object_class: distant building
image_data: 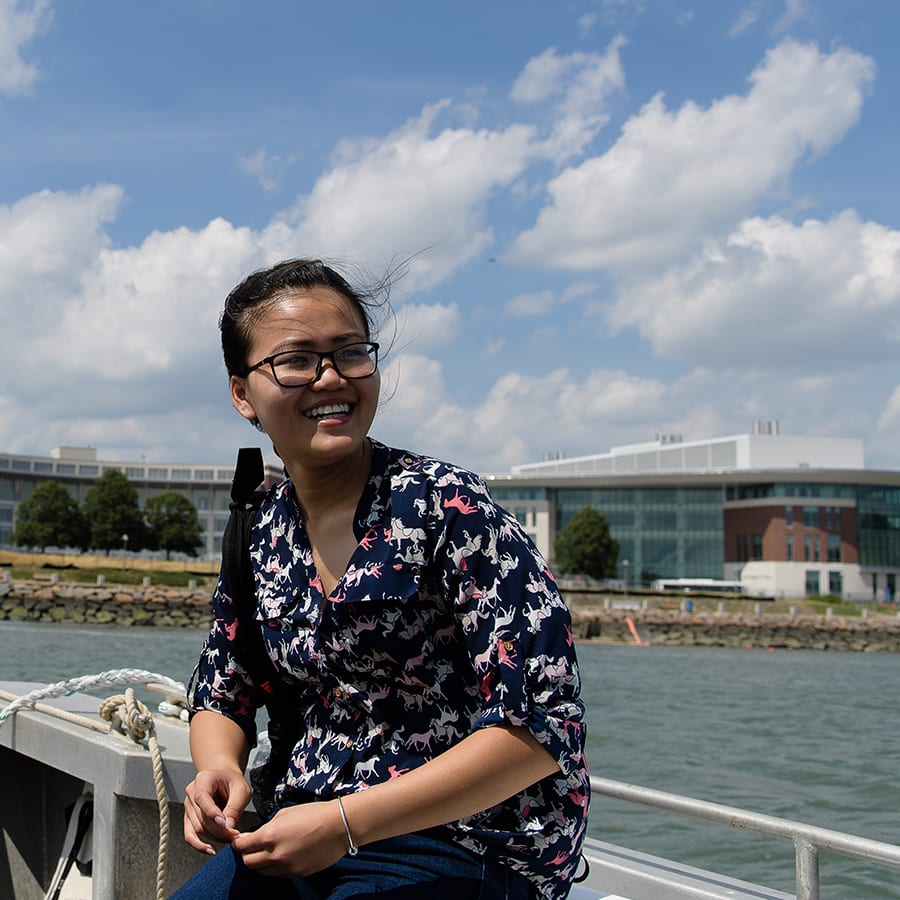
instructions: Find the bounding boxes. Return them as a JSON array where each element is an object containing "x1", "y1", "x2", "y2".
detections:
[
  {"x1": 0, "y1": 446, "x2": 282, "y2": 560},
  {"x1": 4, "y1": 428, "x2": 900, "y2": 600},
  {"x1": 485, "y1": 425, "x2": 900, "y2": 602}
]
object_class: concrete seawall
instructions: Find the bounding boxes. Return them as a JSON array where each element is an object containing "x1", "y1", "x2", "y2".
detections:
[{"x1": 3, "y1": 578, "x2": 900, "y2": 651}]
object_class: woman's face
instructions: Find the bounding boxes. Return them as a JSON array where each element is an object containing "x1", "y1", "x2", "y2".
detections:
[{"x1": 229, "y1": 287, "x2": 380, "y2": 471}]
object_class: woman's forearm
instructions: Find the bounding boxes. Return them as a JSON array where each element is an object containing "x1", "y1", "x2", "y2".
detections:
[
  {"x1": 189, "y1": 709, "x2": 252, "y2": 774},
  {"x1": 340, "y1": 724, "x2": 560, "y2": 848}
]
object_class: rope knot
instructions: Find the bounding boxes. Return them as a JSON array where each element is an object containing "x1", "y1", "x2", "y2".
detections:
[{"x1": 98, "y1": 688, "x2": 154, "y2": 743}]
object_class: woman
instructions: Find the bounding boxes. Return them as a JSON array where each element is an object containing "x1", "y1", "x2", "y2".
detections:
[{"x1": 175, "y1": 259, "x2": 589, "y2": 899}]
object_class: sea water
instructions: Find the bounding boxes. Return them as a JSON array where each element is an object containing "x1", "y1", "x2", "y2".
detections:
[{"x1": 1, "y1": 621, "x2": 898, "y2": 898}]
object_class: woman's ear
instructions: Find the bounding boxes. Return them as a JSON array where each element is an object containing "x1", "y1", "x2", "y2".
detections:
[{"x1": 230, "y1": 375, "x2": 258, "y2": 423}]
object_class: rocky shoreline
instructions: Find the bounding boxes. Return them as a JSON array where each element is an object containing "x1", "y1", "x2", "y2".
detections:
[
  {"x1": 0, "y1": 578, "x2": 212, "y2": 629},
  {"x1": 567, "y1": 605, "x2": 900, "y2": 652},
  {"x1": 3, "y1": 577, "x2": 900, "y2": 651}
]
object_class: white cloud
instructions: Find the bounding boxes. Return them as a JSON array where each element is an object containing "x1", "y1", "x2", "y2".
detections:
[
  {"x1": 608, "y1": 210, "x2": 900, "y2": 367},
  {"x1": 730, "y1": 4, "x2": 762, "y2": 37},
  {"x1": 281, "y1": 101, "x2": 538, "y2": 292},
  {"x1": 376, "y1": 358, "x2": 674, "y2": 472},
  {"x1": 577, "y1": 14, "x2": 597, "y2": 38},
  {"x1": 0, "y1": 186, "x2": 268, "y2": 458},
  {"x1": 774, "y1": 0, "x2": 811, "y2": 34},
  {"x1": 0, "y1": 0, "x2": 50, "y2": 96},
  {"x1": 394, "y1": 302, "x2": 463, "y2": 353},
  {"x1": 238, "y1": 148, "x2": 299, "y2": 192},
  {"x1": 505, "y1": 289, "x2": 555, "y2": 318},
  {"x1": 511, "y1": 40, "x2": 626, "y2": 163},
  {"x1": 877, "y1": 385, "x2": 900, "y2": 431},
  {"x1": 508, "y1": 40, "x2": 875, "y2": 272},
  {"x1": 505, "y1": 281, "x2": 597, "y2": 317}
]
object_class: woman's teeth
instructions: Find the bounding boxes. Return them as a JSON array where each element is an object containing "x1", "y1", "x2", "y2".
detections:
[{"x1": 305, "y1": 403, "x2": 351, "y2": 420}]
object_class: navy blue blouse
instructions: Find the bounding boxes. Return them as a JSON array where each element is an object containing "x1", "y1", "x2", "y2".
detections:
[{"x1": 190, "y1": 441, "x2": 589, "y2": 898}]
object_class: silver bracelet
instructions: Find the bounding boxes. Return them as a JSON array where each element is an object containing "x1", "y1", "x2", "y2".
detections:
[{"x1": 337, "y1": 796, "x2": 358, "y2": 856}]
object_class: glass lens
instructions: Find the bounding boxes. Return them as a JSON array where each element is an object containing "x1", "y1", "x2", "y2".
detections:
[
  {"x1": 334, "y1": 343, "x2": 377, "y2": 376},
  {"x1": 272, "y1": 351, "x2": 317, "y2": 385}
]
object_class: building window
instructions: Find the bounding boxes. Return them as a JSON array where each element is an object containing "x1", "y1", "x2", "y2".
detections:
[
  {"x1": 785, "y1": 506, "x2": 793, "y2": 527},
  {"x1": 751, "y1": 534, "x2": 763, "y2": 561},
  {"x1": 814, "y1": 535, "x2": 821, "y2": 562},
  {"x1": 149, "y1": 468, "x2": 168, "y2": 480},
  {"x1": 786, "y1": 533, "x2": 793, "y2": 561},
  {"x1": 171, "y1": 468, "x2": 191, "y2": 480},
  {"x1": 827, "y1": 534, "x2": 841, "y2": 562},
  {"x1": 834, "y1": 507, "x2": 842, "y2": 530},
  {"x1": 803, "y1": 506, "x2": 819, "y2": 527},
  {"x1": 804, "y1": 535, "x2": 811, "y2": 561},
  {"x1": 828, "y1": 571, "x2": 843, "y2": 597},
  {"x1": 805, "y1": 571, "x2": 821, "y2": 596},
  {"x1": 125, "y1": 467, "x2": 145, "y2": 479},
  {"x1": 195, "y1": 469, "x2": 214, "y2": 481}
]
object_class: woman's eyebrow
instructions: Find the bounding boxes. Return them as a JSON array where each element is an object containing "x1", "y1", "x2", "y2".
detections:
[{"x1": 268, "y1": 332, "x2": 366, "y2": 352}]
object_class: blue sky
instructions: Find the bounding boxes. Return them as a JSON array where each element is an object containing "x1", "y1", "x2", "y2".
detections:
[{"x1": 2, "y1": 0, "x2": 899, "y2": 473}]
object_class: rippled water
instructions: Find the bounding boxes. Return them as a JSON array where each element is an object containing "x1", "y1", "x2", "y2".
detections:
[{"x1": 2, "y1": 622, "x2": 898, "y2": 897}]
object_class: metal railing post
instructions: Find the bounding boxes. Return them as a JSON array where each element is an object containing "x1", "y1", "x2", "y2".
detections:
[{"x1": 795, "y1": 837, "x2": 820, "y2": 900}]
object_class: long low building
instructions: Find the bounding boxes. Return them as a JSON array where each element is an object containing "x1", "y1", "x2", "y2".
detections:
[
  {"x1": 2, "y1": 427, "x2": 899, "y2": 600},
  {"x1": 0, "y1": 446, "x2": 282, "y2": 560},
  {"x1": 485, "y1": 426, "x2": 900, "y2": 602}
]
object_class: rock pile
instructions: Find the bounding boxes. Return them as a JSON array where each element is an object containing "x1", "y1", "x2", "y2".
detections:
[
  {"x1": 5, "y1": 577, "x2": 900, "y2": 651},
  {"x1": 568, "y1": 605, "x2": 900, "y2": 652},
  {"x1": 0, "y1": 578, "x2": 212, "y2": 629}
]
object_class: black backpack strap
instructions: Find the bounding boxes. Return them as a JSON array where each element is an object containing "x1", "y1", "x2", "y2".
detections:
[
  {"x1": 222, "y1": 448, "x2": 274, "y2": 697},
  {"x1": 224, "y1": 449, "x2": 302, "y2": 816},
  {"x1": 231, "y1": 447, "x2": 265, "y2": 507}
]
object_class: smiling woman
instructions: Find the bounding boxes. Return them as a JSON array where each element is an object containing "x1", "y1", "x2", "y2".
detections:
[{"x1": 172, "y1": 258, "x2": 589, "y2": 900}]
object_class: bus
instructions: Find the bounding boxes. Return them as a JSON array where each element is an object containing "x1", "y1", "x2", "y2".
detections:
[{"x1": 650, "y1": 578, "x2": 744, "y2": 595}]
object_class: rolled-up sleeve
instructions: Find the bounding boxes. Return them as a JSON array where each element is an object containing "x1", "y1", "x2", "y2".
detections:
[
  {"x1": 187, "y1": 570, "x2": 263, "y2": 747},
  {"x1": 434, "y1": 470, "x2": 585, "y2": 775}
]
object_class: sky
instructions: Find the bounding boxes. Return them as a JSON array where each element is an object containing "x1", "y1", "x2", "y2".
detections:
[{"x1": 1, "y1": 0, "x2": 899, "y2": 475}]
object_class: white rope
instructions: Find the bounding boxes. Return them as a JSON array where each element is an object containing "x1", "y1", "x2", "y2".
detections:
[
  {"x1": 99, "y1": 689, "x2": 170, "y2": 900},
  {"x1": 0, "y1": 668, "x2": 187, "y2": 900},
  {"x1": 0, "y1": 668, "x2": 185, "y2": 725},
  {"x1": 0, "y1": 689, "x2": 111, "y2": 732}
]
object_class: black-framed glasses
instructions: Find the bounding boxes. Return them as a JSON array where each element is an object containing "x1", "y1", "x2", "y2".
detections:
[{"x1": 243, "y1": 341, "x2": 380, "y2": 387}]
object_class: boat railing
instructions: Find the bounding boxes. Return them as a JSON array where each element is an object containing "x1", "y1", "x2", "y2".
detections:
[{"x1": 590, "y1": 776, "x2": 900, "y2": 900}]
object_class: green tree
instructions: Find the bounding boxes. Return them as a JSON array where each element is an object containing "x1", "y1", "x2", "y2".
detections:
[
  {"x1": 554, "y1": 506, "x2": 620, "y2": 580},
  {"x1": 11, "y1": 482, "x2": 89, "y2": 551},
  {"x1": 82, "y1": 469, "x2": 147, "y2": 553},
  {"x1": 145, "y1": 491, "x2": 203, "y2": 559}
]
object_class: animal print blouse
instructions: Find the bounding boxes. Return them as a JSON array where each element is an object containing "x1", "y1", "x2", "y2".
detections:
[{"x1": 189, "y1": 440, "x2": 588, "y2": 899}]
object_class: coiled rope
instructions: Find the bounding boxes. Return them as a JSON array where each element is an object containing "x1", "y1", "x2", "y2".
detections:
[
  {"x1": 99, "y1": 688, "x2": 170, "y2": 900},
  {"x1": 0, "y1": 669, "x2": 187, "y2": 900}
]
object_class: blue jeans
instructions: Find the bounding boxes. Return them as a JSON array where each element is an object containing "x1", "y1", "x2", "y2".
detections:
[{"x1": 169, "y1": 829, "x2": 532, "y2": 899}]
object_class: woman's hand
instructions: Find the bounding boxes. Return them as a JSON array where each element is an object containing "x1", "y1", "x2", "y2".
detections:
[
  {"x1": 232, "y1": 801, "x2": 349, "y2": 877},
  {"x1": 183, "y1": 767, "x2": 252, "y2": 854}
]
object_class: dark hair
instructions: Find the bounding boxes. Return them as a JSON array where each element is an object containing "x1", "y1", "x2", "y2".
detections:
[{"x1": 220, "y1": 258, "x2": 381, "y2": 378}]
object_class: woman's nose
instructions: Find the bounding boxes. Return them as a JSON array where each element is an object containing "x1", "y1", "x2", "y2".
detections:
[{"x1": 311, "y1": 356, "x2": 343, "y2": 387}]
